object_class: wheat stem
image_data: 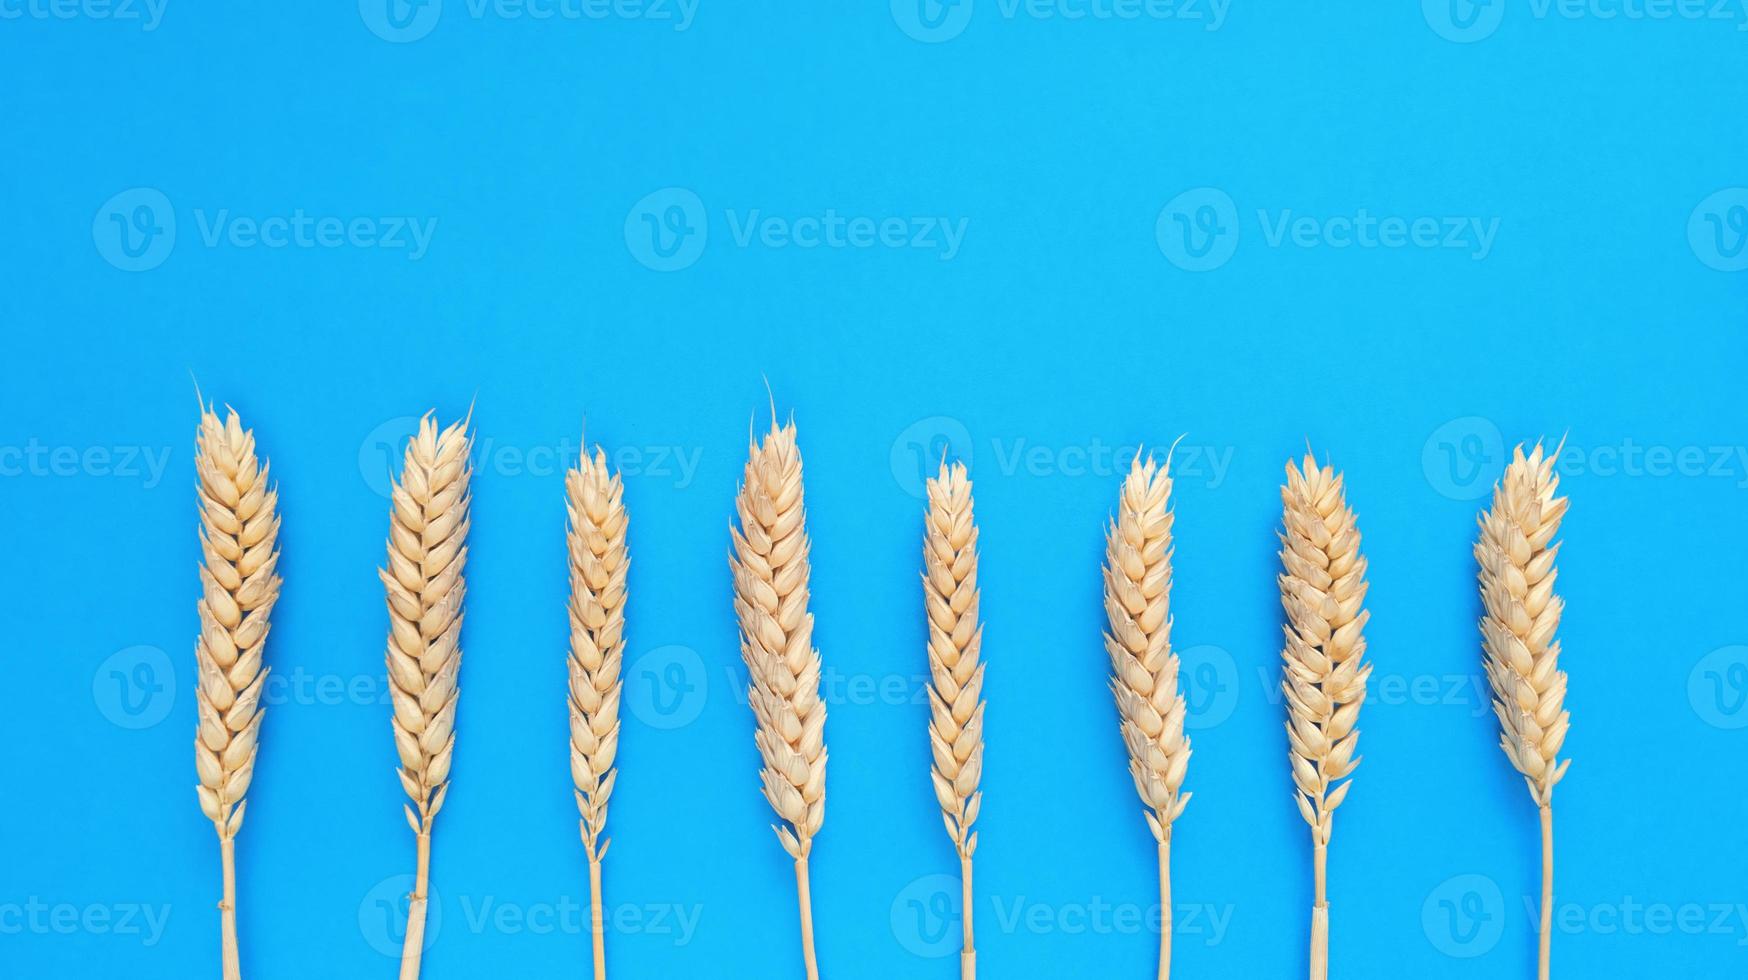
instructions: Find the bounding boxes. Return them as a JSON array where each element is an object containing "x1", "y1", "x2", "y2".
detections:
[
  {"x1": 1104, "y1": 453, "x2": 1191, "y2": 980},
  {"x1": 566, "y1": 445, "x2": 627, "y2": 980},
  {"x1": 923, "y1": 461, "x2": 985, "y2": 979},
  {"x1": 381, "y1": 412, "x2": 472, "y2": 980},
  {"x1": 194, "y1": 404, "x2": 280, "y2": 980},
  {"x1": 1476, "y1": 441, "x2": 1570, "y2": 980},
  {"x1": 1279, "y1": 452, "x2": 1370, "y2": 980},
  {"x1": 730, "y1": 416, "x2": 827, "y2": 980}
]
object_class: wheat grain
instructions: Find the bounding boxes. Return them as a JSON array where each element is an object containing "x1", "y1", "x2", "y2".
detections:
[
  {"x1": 923, "y1": 460, "x2": 985, "y2": 980},
  {"x1": 1279, "y1": 452, "x2": 1371, "y2": 980},
  {"x1": 567, "y1": 446, "x2": 628, "y2": 980},
  {"x1": 381, "y1": 412, "x2": 473, "y2": 980},
  {"x1": 1103, "y1": 452, "x2": 1190, "y2": 980},
  {"x1": 730, "y1": 416, "x2": 826, "y2": 980},
  {"x1": 193, "y1": 404, "x2": 281, "y2": 980},
  {"x1": 1476, "y1": 441, "x2": 1569, "y2": 980}
]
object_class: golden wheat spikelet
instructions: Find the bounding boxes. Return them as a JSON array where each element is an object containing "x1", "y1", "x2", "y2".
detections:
[
  {"x1": 567, "y1": 446, "x2": 628, "y2": 980},
  {"x1": 729, "y1": 416, "x2": 826, "y2": 980},
  {"x1": 922, "y1": 460, "x2": 985, "y2": 980},
  {"x1": 1476, "y1": 440, "x2": 1570, "y2": 980},
  {"x1": 380, "y1": 412, "x2": 473, "y2": 980},
  {"x1": 1103, "y1": 452, "x2": 1190, "y2": 980},
  {"x1": 193, "y1": 403, "x2": 281, "y2": 980},
  {"x1": 1279, "y1": 452, "x2": 1371, "y2": 980}
]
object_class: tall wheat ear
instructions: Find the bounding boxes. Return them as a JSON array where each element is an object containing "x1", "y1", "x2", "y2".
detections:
[
  {"x1": 567, "y1": 445, "x2": 628, "y2": 980},
  {"x1": 381, "y1": 412, "x2": 473, "y2": 980},
  {"x1": 729, "y1": 415, "x2": 827, "y2": 980},
  {"x1": 923, "y1": 460, "x2": 985, "y2": 980},
  {"x1": 1476, "y1": 441, "x2": 1570, "y2": 980},
  {"x1": 1279, "y1": 452, "x2": 1371, "y2": 980},
  {"x1": 1104, "y1": 451, "x2": 1191, "y2": 980},
  {"x1": 193, "y1": 403, "x2": 281, "y2": 980}
]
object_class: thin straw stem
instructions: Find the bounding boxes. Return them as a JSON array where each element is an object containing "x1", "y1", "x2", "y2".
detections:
[
  {"x1": 961, "y1": 854, "x2": 976, "y2": 980},
  {"x1": 1157, "y1": 841, "x2": 1171, "y2": 980},
  {"x1": 589, "y1": 858, "x2": 607, "y2": 980},
  {"x1": 219, "y1": 833, "x2": 239, "y2": 980},
  {"x1": 1539, "y1": 805, "x2": 1553, "y2": 980},
  {"x1": 399, "y1": 832, "x2": 431, "y2": 980},
  {"x1": 1310, "y1": 843, "x2": 1328, "y2": 980},
  {"x1": 794, "y1": 857, "x2": 819, "y2": 980}
]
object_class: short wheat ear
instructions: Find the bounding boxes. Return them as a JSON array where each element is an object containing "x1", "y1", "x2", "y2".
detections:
[
  {"x1": 194, "y1": 404, "x2": 281, "y2": 980},
  {"x1": 567, "y1": 446, "x2": 628, "y2": 980},
  {"x1": 1279, "y1": 452, "x2": 1371, "y2": 980},
  {"x1": 1476, "y1": 441, "x2": 1570, "y2": 980},
  {"x1": 1103, "y1": 453, "x2": 1191, "y2": 980},
  {"x1": 381, "y1": 413, "x2": 473, "y2": 980},
  {"x1": 923, "y1": 460, "x2": 985, "y2": 980},
  {"x1": 729, "y1": 415, "x2": 827, "y2": 980}
]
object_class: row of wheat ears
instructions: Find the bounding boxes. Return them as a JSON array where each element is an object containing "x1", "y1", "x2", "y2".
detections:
[{"x1": 193, "y1": 403, "x2": 1568, "y2": 980}]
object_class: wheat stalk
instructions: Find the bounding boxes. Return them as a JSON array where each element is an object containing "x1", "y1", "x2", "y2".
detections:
[
  {"x1": 193, "y1": 404, "x2": 281, "y2": 980},
  {"x1": 1476, "y1": 441, "x2": 1570, "y2": 980},
  {"x1": 380, "y1": 412, "x2": 472, "y2": 980},
  {"x1": 1103, "y1": 452, "x2": 1191, "y2": 980},
  {"x1": 567, "y1": 446, "x2": 628, "y2": 980},
  {"x1": 729, "y1": 416, "x2": 826, "y2": 980},
  {"x1": 923, "y1": 460, "x2": 985, "y2": 980},
  {"x1": 1279, "y1": 452, "x2": 1371, "y2": 980}
]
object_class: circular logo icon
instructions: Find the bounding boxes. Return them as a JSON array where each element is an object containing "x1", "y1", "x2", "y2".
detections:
[
  {"x1": 1421, "y1": 873, "x2": 1504, "y2": 957},
  {"x1": 891, "y1": 0, "x2": 974, "y2": 42},
  {"x1": 889, "y1": 416, "x2": 975, "y2": 500},
  {"x1": 1178, "y1": 644, "x2": 1240, "y2": 731},
  {"x1": 890, "y1": 873, "x2": 962, "y2": 958},
  {"x1": 359, "y1": 0, "x2": 442, "y2": 42},
  {"x1": 359, "y1": 874, "x2": 441, "y2": 957},
  {"x1": 1688, "y1": 188, "x2": 1748, "y2": 273},
  {"x1": 93, "y1": 645, "x2": 176, "y2": 730},
  {"x1": 359, "y1": 416, "x2": 422, "y2": 499},
  {"x1": 1422, "y1": 416, "x2": 1505, "y2": 501},
  {"x1": 625, "y1": 188, "x2": 708, "y2": 272},
  {"x1": 1156, "y1": 188, "x2": 1239, "y2": 272},
  {"x1": 93, "y1": 188, "x2": 176, "y2": 273},
  {"x1": 1422, "y1": 0, "x2": 1504, "y2": 43},
  {"x1": 625, "y1": 645, "x2": 709, "y2": 730},
  {"x1": 1689, "y1": 645, "x2": 1748, "y2": 730}
]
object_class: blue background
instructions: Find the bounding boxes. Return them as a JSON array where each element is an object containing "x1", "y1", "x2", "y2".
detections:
[{"x1": 2, "y1": 2, "x2": 1746, "y2": 977}]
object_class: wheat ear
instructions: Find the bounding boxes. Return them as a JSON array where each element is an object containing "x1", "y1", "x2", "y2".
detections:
[
  {"x1": 193, "y1": 405, "x2": 281, "y2": 980},
  {"x1": 730, "y1": 416, "x2": 826, "y2": 980},
  {"x1": 1476, "y1": 442, "x2": 1570, "y2": 980},
  {"x1": 567, "y1": 446, "x2": 628, "y2": 980},
  {"x1": 381, "y1": 412, "x2": 472, "y2": 980},
  {"x1": 1103, "y1": 452, "x2": 1191, "y2": 980},
  {"x1": 1279, "y1": 452, "x2": 1371, "y2": 980},
  {"x1": 923, "y1": 461, "x2": 985, "y2": 980}
]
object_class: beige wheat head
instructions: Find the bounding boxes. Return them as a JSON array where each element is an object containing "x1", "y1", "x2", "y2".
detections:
[
  {"x1": 1103, "y1": 454, "x2": 1191, "y2": 843},
  {"x1": 1279, "y1": 453, "x2": 1370, "y2": 846},
  {"x1": 924, "y1": 461, "x2": 984, "y2": 861},
  {"x1": 382, "y1": 413, "x2": 473, "y2": 836},
  {"x1": 568, "y1": 447, "x2": 628, "y2": 864},
  {"x1": 194, "y1": 406, "x2": 281, "y2": 840},
  {"x1": 730, "y1": 418, "x2": 827, "y2": 860},
  {"x1": 1476, "y1": 442, "x2": 1570, "y2": 808}
]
